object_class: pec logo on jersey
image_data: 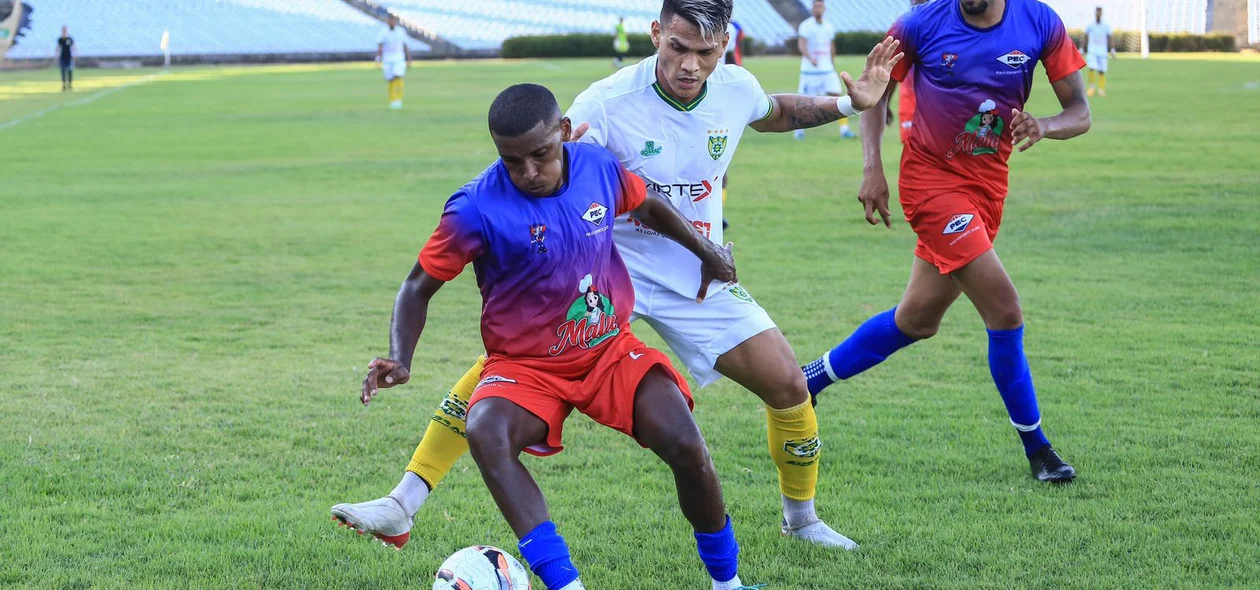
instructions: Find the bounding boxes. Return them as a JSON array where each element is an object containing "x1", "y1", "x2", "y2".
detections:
[
  {"x1": 529, "y1": 224, "x2": 547, "y2": 253},
  {"x1": 640, "y1": 141, "x2": 663, "y2": 157},
  {"x1": 943, "y1": 214, "x2": 975, "y2": 235},
  {"x1": 581, "y1": 202, "x2": 608, "y2": 226},
  {"x1": 997, "y1": 50, "x2": 1031, "y2": 69},
  {"x1": 941, "y1": 52, "x2": 959, "y2": 75},
  {"x1": 476, "y1": 375, "x2": 518, "y2": 389},
  {"x1": 707, "y1": 132, "x2": 728, "y2": 161}
]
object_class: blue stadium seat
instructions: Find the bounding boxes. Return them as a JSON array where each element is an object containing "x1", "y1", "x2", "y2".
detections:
[
  {"x1": 384, "y1": 0, "x2": 796, "y2": 50},
  {"x1": 7, "y1": 0, "x2": 428, "y2": 59}
]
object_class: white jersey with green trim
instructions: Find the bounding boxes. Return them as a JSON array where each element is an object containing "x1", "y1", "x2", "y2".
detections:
[{"x1": 566, "y1": 55, "x2": 774, "y2": 298}]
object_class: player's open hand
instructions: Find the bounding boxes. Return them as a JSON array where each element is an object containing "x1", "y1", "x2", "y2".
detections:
[
  {"x1": 859, "y1": 168, "x2": 893, "y2": 227},
  {"x1": 1010, "y1": 108, "x2": 1046, "y2": 152},
  {"x1": 361, "y1": 357, "x2": 410, "y2": 406},
  {"x1": 841, "y1": 36, "x2": 904, "y2": 111},
  {"x1": 696, "y1": 242, "x2": 737, "y2": 303}
]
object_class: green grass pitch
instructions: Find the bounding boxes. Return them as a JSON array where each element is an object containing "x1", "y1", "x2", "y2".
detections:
[{"x1": 1, "y1": 54, "x2": 1258, "y2": 589}]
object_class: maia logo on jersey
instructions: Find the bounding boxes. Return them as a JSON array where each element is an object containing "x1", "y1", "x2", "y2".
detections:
[
  {"x1": 581, "y1": 202, "x2": 608, "y2": 226},
  {"x1": 529, "y1": 224, "x2": 547, "y2": 253},
  {"x1": 549, "y1": 274, "x2": 620, "y2": 356},
  {"x1": 943, "y1": 214, "x2": 975, "y2": 235},
  {"x1": 707, "y1": 129, "x2": 729, "y2": 161},
  {"x1": 946, "y1": 99, "x2": 1004, "y2": 159},
  {"x1": 996, "y1": 50, "x2": 1032, "y2": 69},
  {"x1": 941, "y1": 52, "x2": 959, "y2": 75},
  {"x1": 640, "y1": 141, "x2": 663, "y2": 157}
]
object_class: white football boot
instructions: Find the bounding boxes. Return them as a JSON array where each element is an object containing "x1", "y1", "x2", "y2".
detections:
[{"x1": 331, "y1": 495, "x2": 412, "y2": 550}]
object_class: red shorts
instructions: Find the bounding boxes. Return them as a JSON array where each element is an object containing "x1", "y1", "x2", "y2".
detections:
[
  {"x1": 469, "y1": 332, "x2": 693, "y2": 457},
  {"x1": 902, "y1": 190, "x2": 1004, "y2": 274}
]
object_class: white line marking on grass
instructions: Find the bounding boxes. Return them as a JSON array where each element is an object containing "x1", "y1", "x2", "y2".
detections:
[
  {"x1": 533, "y1": 61, "x2": 565, "y2": 71},
  {"x1": 1244, "y1": 81, "x2": 1260, "y2": 90},
  {"x1": 0, "y1": 73, "x2": 160, "y2": 131}
]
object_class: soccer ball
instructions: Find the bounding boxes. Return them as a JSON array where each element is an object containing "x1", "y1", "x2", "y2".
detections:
[{"x1": 432, "y1": 545, "x2": 532, "y2": 590}]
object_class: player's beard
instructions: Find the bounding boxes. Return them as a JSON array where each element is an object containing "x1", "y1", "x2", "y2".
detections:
[{"x1": 959, "y1": 0, "x2": 989, "y2": 15}]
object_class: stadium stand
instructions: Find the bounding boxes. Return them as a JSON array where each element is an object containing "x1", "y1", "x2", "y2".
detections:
[
  {"x1": 4, "y1": 0, "x2": 427, "y2": 60},
  {"x1": 794, "y1": 0, "x2": 908, "y2": 33},
  {"x1": 382, "y1": 0, "x2": 796, "y2": 50},
  {"x1": 1044, "y1": 0, "x2": 1211, "y2": 34}
]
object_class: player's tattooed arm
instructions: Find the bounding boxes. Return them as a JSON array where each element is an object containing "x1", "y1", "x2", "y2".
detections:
[
  {"x1": 362, "y1": 262, "x2": 446, "y2": 406},
  {"x1": 1011, "y1": 71, "x2": 1092, "y2": 152},
  {"x1": 750, "y1": 94, "x2": 843, "y2": 133},
  {"x1": 630, "y1": 190, "x2": 737, "y2": 302}
]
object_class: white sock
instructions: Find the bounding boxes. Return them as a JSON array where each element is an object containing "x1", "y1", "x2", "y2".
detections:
[
  {"x1": 559, "y1": 579, "x2": 586, "y2": 590},
  {"x1": 782, "y1": 495, "x2": 818, "y2": 529},
  {"x1": 389, "y1": 471, "x2": 429, "y2": 517},
  {"x1": 713, "y1": 575, "x2": 744, "y2": 590}
]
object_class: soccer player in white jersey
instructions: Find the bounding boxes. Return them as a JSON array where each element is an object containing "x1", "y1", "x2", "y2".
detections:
[
  {"x1": 1083, "y1": 6, "x2": 1113, "y2": 97},
  {"x1": 795, "y1": 0, "x2": 852, "y2": 139},
  {"x1": 377, "y1": 14, "x2": 412, "y2": 110},
  {"x1": 332, "y1": 0, "x2": 903, "y2": 557}
]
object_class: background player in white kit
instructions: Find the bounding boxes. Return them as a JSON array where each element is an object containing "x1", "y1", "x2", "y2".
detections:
[
  {"x1": 795, "y1": 0, "x2": 853, "y2": 139},
  {"x1": 1083, "y1": 6, "x2": 1113, "y2": 97},
  {"x1": 377, "y1": 14, "x2": 413, "y2": 110},
  {"x1": 332, "y1": 0, "x2": 903, "y2": 554}
]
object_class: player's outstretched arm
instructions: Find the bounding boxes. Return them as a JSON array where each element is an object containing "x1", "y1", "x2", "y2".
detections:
[
  {"x1": 750, "y1": 37, "x2": 902, "y2": 133},
  {"x1": 630, "y1": 191, "x2": 736, "y2": 303},
  {"x1": 858, "y1": 84, "x2": 896, "y2": 227},
  {"x1": 1010, "y1": 71, "x2": 1091, "y2": 152},
  {"x1": 361, "y1": 262, "x2": 446, "y2": 406}
]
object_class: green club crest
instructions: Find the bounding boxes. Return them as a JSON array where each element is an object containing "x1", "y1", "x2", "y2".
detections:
[
  {"x1": 640, "y1": 141, "x2": 663, "y2": 157},
  {"x1": 707, "y1": 135, "x2": 727, "y2": 161}
]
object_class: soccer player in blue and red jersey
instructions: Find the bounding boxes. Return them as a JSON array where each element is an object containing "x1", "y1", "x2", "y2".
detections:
[
  {"x1": 803, "y1": 0, "x2": 1091, "y2": 483},
  {"x1": 357, "y1": 84, "x2": 756, "y2": 590}
]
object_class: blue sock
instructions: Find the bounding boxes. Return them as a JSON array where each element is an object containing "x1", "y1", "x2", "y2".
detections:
[
  {"x1": 987, "y1": 326, "x2": 1051, "y2": 456},
  {"x1": 694, "y1": 516, "x2": 739, "y2": 583},
  {"x1": 804, "y1": 307, "x2": 916, "y2": 395},
  {"x1": 519, "y1": 521, "x2": 579, "y2": 590}
]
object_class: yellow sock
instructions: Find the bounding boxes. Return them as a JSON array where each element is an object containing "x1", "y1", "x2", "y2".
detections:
[
  {"x1": 395, "y1": 77, "x2": 405, "y2": 101},
  {"x1": 1098, "y1": 74, "x2": 1106, "y2": 92},
  {"x1": 765, "y1": 401, "x2": 821, "y2": 501},
  {"x1": 1088, "y1": 70, "x2": 1097, "y2": 86},
  {"x1": 387, "y1": 79, "x2": 396, "y2": 102},
  {"x1": 837, "y1": 116, "x2": 848, "y2": 127},
  {"x1": 722, "y1": 187, "x2": 728, "y2": 206},
  {"x1": 405, "y1": 356, "x2": 483, "y2": 488}
]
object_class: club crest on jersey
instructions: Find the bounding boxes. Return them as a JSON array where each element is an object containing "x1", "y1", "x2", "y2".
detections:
[
  {"x1": 529, "y1": 224, "x2": 547, "y2": 253},
  {"x1": 946, "y1": 99, "x2": 1003, "y2": 159},
  {"x1": 640, "y1": 141, "x2": 663, "y2": 157},
  {"x1": 550, "y1": 274, "x2": 620, "y2": 356},
  {"x1": 581, "y1": 202, "x2": 608, "y2": 226},
  {"x1": 997, "y1": 49, "x2": 1031, "y2": 69},
  {"x1": 941, "y1": 52, "x2": 959, "y2": 75},
  {"x1": 943, "y1": 214, "x2": 975, "y2": 235},
  {"x1": 707, "y1": 130, "x2": 728, "y2": 161}
]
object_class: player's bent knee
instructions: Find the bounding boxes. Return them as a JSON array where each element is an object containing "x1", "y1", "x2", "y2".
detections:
[
  {"x1": 897, "y1": 316, "x2": 941, "y2": 340},
  {"x1": 986, "y1": 306, "x2": 1024, "y2": 331},
  {"x1": 658, "y1": 432, "x2": 714, "y2": 474},
  {"x1": 465, "y1": 403, "x2": 517, "y2": 460}
]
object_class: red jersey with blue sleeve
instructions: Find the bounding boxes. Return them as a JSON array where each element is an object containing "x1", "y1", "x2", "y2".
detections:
[
  {"x1": 888, "y1": 0, "x2": 1085, "y2": 201},
  {"x1": 419, "y1": 143, "x2": 647, "y2": 369}
]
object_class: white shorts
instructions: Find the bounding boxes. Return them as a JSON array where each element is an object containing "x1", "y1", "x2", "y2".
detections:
[
  {"x1": 382, "y1": 60, "x2": 407, "y2": 80},
  {"x1": 1087, "y1": 53, "x2": 1108, "y2": 73},
  {"x1": 798, "y1": 71, "x2": 843, "y2": 96},
  {"x1": 630, "y1": 275, "x2": 777, "y2": 388}
]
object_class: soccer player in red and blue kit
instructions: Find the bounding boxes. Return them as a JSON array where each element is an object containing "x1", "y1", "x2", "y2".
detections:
[
  {"x1": 803, "y1": 0, "x2": 1091, "y2": 483},
  {"x1": 358, "y1": 84, "x2": 757, "y2": 590}
]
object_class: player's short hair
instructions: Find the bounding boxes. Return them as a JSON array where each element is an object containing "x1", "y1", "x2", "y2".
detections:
[
  {"x1": 487, "y1": 84, "x2": 561, "y2": 138},
  {"x1": 660, "y1": 0, "x2": 732, "y2": 43}
]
